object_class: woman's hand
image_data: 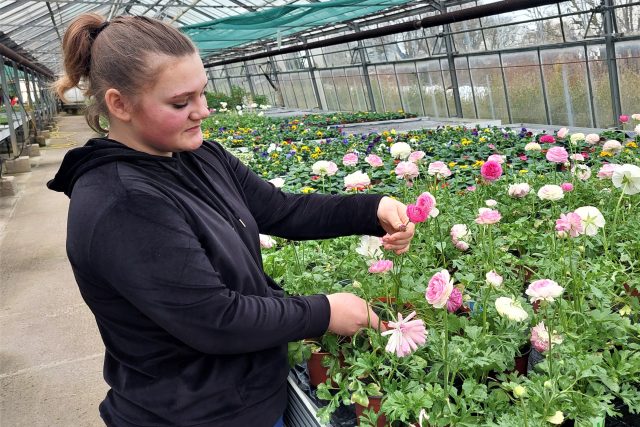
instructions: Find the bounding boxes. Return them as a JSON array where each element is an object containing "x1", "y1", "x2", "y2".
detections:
[
  {"x1": 326, "y1": 293, "x2": 381, "y2": 335},
  {"x1": 376, "y1": 196, "x2": 415, "y2": 254}
]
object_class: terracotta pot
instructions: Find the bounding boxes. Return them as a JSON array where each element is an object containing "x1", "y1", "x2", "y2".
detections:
[
  {"x1": 511, "y1": 346, "x2": 531, "y2": 376},
  {"x1": 624, "y1": 283, "x2": 639, "y2": 300},
  {"x1": 307, "y1": 352, "x2": 332, "y2": 387},
  {"x1": 355, "y1": 395, "x2": 387, "y2": 427}
]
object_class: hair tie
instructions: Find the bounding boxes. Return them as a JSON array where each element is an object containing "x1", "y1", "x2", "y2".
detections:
[{"x1": 90, "y1": 21, "x2": 110, "y2": 40}]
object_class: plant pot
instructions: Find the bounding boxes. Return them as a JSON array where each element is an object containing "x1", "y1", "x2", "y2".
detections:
[
  {"x1": 355, "y1": 395, "x2": 387, "y2": 427},
  {"x1": 624, "y1": 283, "x2": 639, "y2": 301},
  {"x1": 507, "y1": 345, "x2": 531, "y2": 376},
  {"x1": 307, "y1": 351, "x2": 344, "y2": 387}
]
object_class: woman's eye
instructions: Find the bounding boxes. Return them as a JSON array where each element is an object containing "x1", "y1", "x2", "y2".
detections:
[{"x1": 172, "y1": 102, "x2": 188, "y2": 109}]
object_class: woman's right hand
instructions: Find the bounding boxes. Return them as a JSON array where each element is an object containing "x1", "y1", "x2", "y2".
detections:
[{"x1": 326, "y1": 293, "x2": 381, "y2": 336}]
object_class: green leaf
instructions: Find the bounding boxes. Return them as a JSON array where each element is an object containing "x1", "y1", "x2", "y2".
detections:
[{"x1": 351, "y1": 391, "x2": 369, "y2": 407}]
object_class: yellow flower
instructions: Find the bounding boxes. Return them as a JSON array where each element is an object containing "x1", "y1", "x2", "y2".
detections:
[
  {"x1": 448, "y1": 161, "x2": 457, "y2": 168},
  {"x1": 301, "y1": 186, "x2": 315, "y2": 194},
  {"x1": 519, "y1": 169, "x2": 528, "y2": 175},
  {"x1": 296, "y1": 155, "x2": 302, "y2": 162},
  {"x1": 461, "y1": 138, "x2": 472, "y2": 146},
  {"x1": 382, "y1": 131, "x2": 389, "y2": 137},
  {"x1": 314, "y1": 147, "x2": 322, "y2": 153},
  {"x1": 479, "y1": 137, "x2": 487, "y2": 143},
  {"x1": 301, "y1": 145, "x2": 310, "y2": 152},
  {"x1": 619, "y1": 305, "x2": 631, "y2": 316},
  {"x1": 291, "y1": 125, "x2": 297, "y2": 130},
  {"x1": 473, "y1": 160, "x2": 485, "y2": 168},
  {"x1": 271, "y1": 153, "x2": 279, "y2": 159},
  {"x1": 390, "y1": 129, "x2": 397, "y2": 135},
  {"x1": 625, "y1": 141, "x2": 637, "y2": 148},
  {"x1": 459, "y1": 165, "x2": 469, "y2": 169},
  {"x1": 311, "y1": 153, "x2": 320, "y2": 159},
  {"x1": 316, "y1": 131, "x2": 323, "y2": 137},
  {"x1": 599, "y1": 151, "x2": 612, "y2": 157}
]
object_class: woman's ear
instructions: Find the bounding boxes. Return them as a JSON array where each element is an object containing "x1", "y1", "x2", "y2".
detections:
[{"x1": 104, "y1": 88, "x2": 131, "y2": 122}]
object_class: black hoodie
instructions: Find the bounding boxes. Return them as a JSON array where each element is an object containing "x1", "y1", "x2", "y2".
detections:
[{"x1": 48, "y1": 138, "x2": 385, "y2": 427}]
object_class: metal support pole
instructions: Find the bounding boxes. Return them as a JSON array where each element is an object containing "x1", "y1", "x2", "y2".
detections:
[
  {"x1": 298, "y1": 37, "x2": 323, "y2": 110},
  {"x1": 1, "y1": 54, "x2": 19, "y2": 156},
  {"x1": 223, "y1": 64, "x2": 233, "y2": 95},
  {"x1": 243, "y1": 61, "x2": 256, "y2": 101},
  {"x1": 537, "y1": 48, "x2": 552, "y2": 124},
  {"x1": 266, "y1": 46, "x2": 284, "y2": 107},
  {"x1": 12, "y1": 61, "x2": 29, "y2": 142},
  {"x1": 439, "y1": 2, "x2": 463, "y2": 117},
  {"x1": 583, "y1": 44, "x2": 597, "y2": 128},
  {"x1": 498, "y1": 53, "x2": 513, "y2": 124},
  {"x1": 602, "y1": 0, "x2": 622, "y2": 125}
]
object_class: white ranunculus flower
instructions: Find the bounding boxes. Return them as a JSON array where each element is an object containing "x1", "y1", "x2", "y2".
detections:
[
  {"x1": 268, "y1": 177, "x2": 285, "y2": 188},
  {"x1": 508, "y1": 183, "x2": 531, "y2": 198},
  {"x1": 495, "y1": 297, "x2": 529, "y2": 322},
  {"x1": 311, "y1": 160, "x2": 338, "y2": 176},
  {"x1": 574, "y1": 206, "x2": 606, "y2": 236},
  {"x1": 570, "y1": 133, "x2": 585, "y2": 145},
  {"x1": 602, "y1": 139, "x2": 622, "y2": 154},
  {"x1": 485, "y1": 199, "x2": 498, "y2": 207},
  {"x1": 355, "y1": 235, "x2": 383, "y2": 260},
  {"x1": 585, "y1": 133, "x2": 600, "y2": 144},
  {"x1": 343, "y1": 171, "x2": 371, "y2": 191},
  {"x1": 259, "y1": 234, "x2": 276, "y2": 249},
  {"x1": 220, "y1": 101, "x2": 227, "y2": 108},
  {"x1": 524, "y1": 142, "x2": 541, "y2": 151},
  {"x1": 486, "y1": 270, "x2": 503, "y2": 288},
  {"x1": 571, "y1": 164, "x2": 591, "y2": 181},
  {"x1": 611, "y1": 164, "x2": 640, "y2": 195},
  {"x1": 547, "y1": 411, "x2": 564, "y2": 425},
  {"x1": 389, "y1": 142, "x2": 412, "y2": 160},
  {"x1": 537, "y1": 185, "x2": 564, "y2": 201}
]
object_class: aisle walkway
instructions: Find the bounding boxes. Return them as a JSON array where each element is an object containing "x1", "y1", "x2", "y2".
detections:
[{"x1": 0, "y1": 114, "x2": 107, "y2": 426}]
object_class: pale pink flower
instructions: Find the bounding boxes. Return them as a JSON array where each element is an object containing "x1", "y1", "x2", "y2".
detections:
[
  {"x1": 427, "y1": 161, "x2": 452, "y2": 178},
  {"x1": 570, "y1": 153, "x2": 585, "y2": 162},
  {"x1": 381, "y1": 311, "x2": 427, "y2": 357},
  {"x1": 557, "y1": 127, "x2": 569, "y2": 138},
  {"x1": 508, "y1": 183, "x2": 531, "y2": 198},
  {"x1": 455, "y1": 241, "x2": 469, "y2": 251},
  {"x1": 571, "y1": 164, "x2": 591, "y2": 181},
  {"x1": 408, "y1": 151, "x2": 426, "y2": 163},
  {"x1": 475, "y1": 208, "x2": 501, "y2": 225},
  {"x1": 495, "y1": 297, "x2": 528, "y2": 322},
  {"x1": 546, "y1": 146, "x2": 569, "y2": 163},
  {"x1": 602, "y1": 140, "x2": 622, "y2": 154},
  {"x1": 585, "y1": 133, "x2": 600, "y2": 145},
  {"x1": 485, "y1": 199, "x2": 498, "y2": 207},
  {"x1": 467, "y1": 185, "x2": 477, "y2": 192},
  {"x1": 407, "y1": 204, "x2": 427, "y2": 223},
  {"x1": 344, "y1": 171, "x2": 370, "y2": 191},
  {"x1": 446, "y1": 288, "x2": 463, "y2": 313},
  {"x1": 342, "y1": 152, "x2": 359, "y2": 167},
  {"x1": 487, "y1": 154, "x2": 506, "y2": 164},
  {"x1": 395, "y1": 161, "x2": 420, "y2": 181},
  {"x1": 368, "y1": 259, "x2": 394, "y2": 274},
  {"x1": 480, "y1": 161, "x2": 502, "y2": 181},
  {"x1": 537, "y1": 185, "x2": 564, "y2": 201},
  {"x1": 632, "y1": 113, "x2": 640, "y2": 121},
  {"x1": 259, "y1": 234, "x2": 276, "y2": 249},
  {"x1": 450, "y1": 224, "x2": 471, "y2": 251},
  {"x1": 555, "y1": 212, "x2": 583, "y2": 238},
  {"x1": 426, "y1": 270, "x2": 454, "y2": 308},
  {"x1": 312, "y1": 160, "x2": 338, "y2": 176},
  {"x1": 526, "y1": 279, "x2": 564, "y2": 303},
  {"x1": 597, "y1": 163, "x2": 621, "y2": 179},
  {"x1": 530, "y1": 321, "x2": 563, "y2": 352},
  {"x1": 486, "y1": 270, "x2": 503, "y2": 288},
  {"x1": 560, "y1": 182, "x2": 574, "y2": 192},
  {"x1": 365, "y1": 154, "x2": 384, "y2": 168}
]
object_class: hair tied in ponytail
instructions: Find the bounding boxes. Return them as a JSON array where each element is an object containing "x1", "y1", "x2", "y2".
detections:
[{"x1": 90, "y1": 21, "x2": 110, "y2": 40}]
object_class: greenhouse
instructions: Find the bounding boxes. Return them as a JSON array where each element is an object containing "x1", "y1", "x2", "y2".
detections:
[{"x1": 0, "y1": 1, "x2": 639, "y2": 426}]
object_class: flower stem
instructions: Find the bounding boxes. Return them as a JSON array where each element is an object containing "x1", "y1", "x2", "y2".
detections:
[
  {"x1": 443, "y1": 309, "x2": 449, "y2": 401},
  {"x1": 521, "y1": 397, "x2": 529, "y2": 427}
]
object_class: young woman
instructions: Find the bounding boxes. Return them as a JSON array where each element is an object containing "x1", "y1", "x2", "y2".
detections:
[{"x1": 48, "y1": 14, "x2": 415, "y2": 427}]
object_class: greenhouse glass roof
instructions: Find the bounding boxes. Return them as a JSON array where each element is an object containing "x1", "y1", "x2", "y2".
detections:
[{"x1": 0, "y1": 0, "x2": 421, "y2": 75}]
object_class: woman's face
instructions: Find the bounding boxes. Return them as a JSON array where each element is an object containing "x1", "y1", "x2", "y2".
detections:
[{"x1": 127, "y1": 53, "x2": 210, "y2": 156}]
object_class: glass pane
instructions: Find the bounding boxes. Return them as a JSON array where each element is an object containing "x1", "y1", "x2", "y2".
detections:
[
  {"x1": 469, "y1": 55, "x2": 509, "y2": 122},
  {"x1": 319, "y1": 70, "x2": 339, "y2": 111},
  {"x1": 396, "y1": 63, "x2": 424, "y2": 116},
  {"x1": 367, "y1": 69, "x2": 384, "y2": 112},
  {"x1": 502, "y1": 51, "x2": 547, "y2": 124},
  {"x1": 345, "y1": 67, "x2": 368, "y2": 112},
  {"x1": 332, "y1": 69, "x2": 354, "y2": 111},
  {"x1": 614, "y1": 4, "x2": 640, "y2": 36},
  {"x1": 616, "y1": 40, "x2": 640, "y2": 119},
  {"x1": 586, "y1": 45, "x2": 613, "y2": 128},
  {"x1": 416, "y1": 60, "x2": 448, "y2": 117},
  {"x1": 375, "y1": 64, "x2": 402, "y2": 112},
  {"x1": 440, "y1": 59, "x2": 456, "y2": 116},
  {"x1": 454, "y1": 57, "x2": 477, "y2": 119},
  {"x1": 541, "y1": 47, "x2": 592, "y2": 127}
]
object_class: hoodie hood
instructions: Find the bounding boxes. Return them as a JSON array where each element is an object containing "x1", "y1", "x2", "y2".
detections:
[{"x1": 47, "y1": 138, "x2": 175, "y2": 197}]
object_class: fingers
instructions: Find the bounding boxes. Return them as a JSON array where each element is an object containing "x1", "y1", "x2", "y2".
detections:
[{"x1": 382, "y1": 222, "x2": 415, "y2": 252}]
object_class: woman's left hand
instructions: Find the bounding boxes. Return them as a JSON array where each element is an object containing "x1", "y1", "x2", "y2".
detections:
[{"x1": 376, "y1": 196, "x2": 415, "y2": 254}]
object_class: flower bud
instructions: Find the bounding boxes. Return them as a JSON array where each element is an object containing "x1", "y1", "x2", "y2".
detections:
[{"x1": 513, "y1": 385, "x2": 526, "y2": 398}]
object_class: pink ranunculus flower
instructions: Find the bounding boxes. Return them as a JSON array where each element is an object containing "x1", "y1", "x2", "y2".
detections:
[
  {"x1": 539, "y1": 134, "x2": 555, "y2": 143},
  {"x1": 555, "y1": 212, "x2": 584, "y2": 238},
  {"x1": 585, "y1": 133, "x2": 600, "y2": 145},
  {"x1": 486, "y1": 270, "x2": 503, "y2": 288},
  {"x1": 311, "y1": 160, "x2": 338, "y2": 177},
  {"x1": 475, "y1": 208, "x2": 501, "y2": 225},
  {"x1": 426, "y1": 270, "x2": 454, "y2": 308},
  {"x1": 571, "y1": 164, "x2": 591, "y2": 181},
  {"x1": 597, "y1": 163, "x2": 621, "y2": 179},
  {"x1": 395, "y1": 161, "x2": 420, "y2": 181},
  {"x1": 344, "y1": 171, "x2": 370, "y2": 191},
  {"x1": 368, "y1": 259, "x2": 394, "y2": 274},
  {"x1": 619, "y1": 115, "x2": 629, "y2": 123},
  {"x1": 557, "y1": 127, "x2": 569, "y2": 139},
  {"x1": 519, "y1": 154, "x2": 528, "y2": 161},
  {"x1": 455, "y1": 241, "x2": 470, "y2": 251},
  {"x1": 570, "y1": 153, "x2": 585, "y2": 162},
  {"x1": 487, "y1": 154, "x2": 506, "y2": 164},
  {"x1": 259, "y1": 234, "x2": 276, "y2": 249},
  {"x1": 508, "y1": 183, "x2": 531, "y2": 198},
  {"x1": 526, "y1": 279, "x2": 564, "y2": 303},
  {"x1": 342, "y1": 152, "x2": 359, "y2": 167},
  {"x1": 467, "y1": 185, "x2": 477, "y2": 192},
  {"x1": 408, "y1": 150, "x2": 426, "y2": 163},
  {"x1": 416, "y1": 191, "x2": 438, "y2": 218},
  {"x1": 485, "y1": 199, "x2": 498, "y2": 207},
  {"x1": 530, "y1": 321, "x2": 563, "y2": 352},
  {"x1": 546, "y1": 146, "x2": 569, "y2": 163},
  {"x1": 365, "y1": 154, "x2": 384, "y2": 168},
  {"x1": 560, "y1": 182, "x2": 574, "y2": 192},
  {"x1": 407, "y1": 204, "x2": 427, "y2": 223},
  {"x1": 427, "y1": 161, "x2": 452, "y2": 178},
  {"x1": 480, "y1": 160, "x2": 503, "y2": 182},
  {"x1": 446, "y1": 288, "x2": 463, "y2": 313},
  {"x1": 381, "y1": 311, "x2": 427, "y2": 357},
  {"x1": 450, "y1": 224, "x2": 471, "y2": 244}
]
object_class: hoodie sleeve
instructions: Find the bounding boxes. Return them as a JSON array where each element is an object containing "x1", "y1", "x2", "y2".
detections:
[
  {"x1": 220, "y1": 147, "x2": 386, "y2": 239},
  {"x1": 87, "y1": 192, "x2": 330, "y2": 355}
]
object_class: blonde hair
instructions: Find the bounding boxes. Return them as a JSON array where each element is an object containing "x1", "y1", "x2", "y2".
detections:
[{"x1": 54, "y1": 14, "x2": 196, "y2": 133}]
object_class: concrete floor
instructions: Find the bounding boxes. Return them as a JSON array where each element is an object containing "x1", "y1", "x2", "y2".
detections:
[{"x1": 1, "y1": 114, "x2": 107, "y2": 426}]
